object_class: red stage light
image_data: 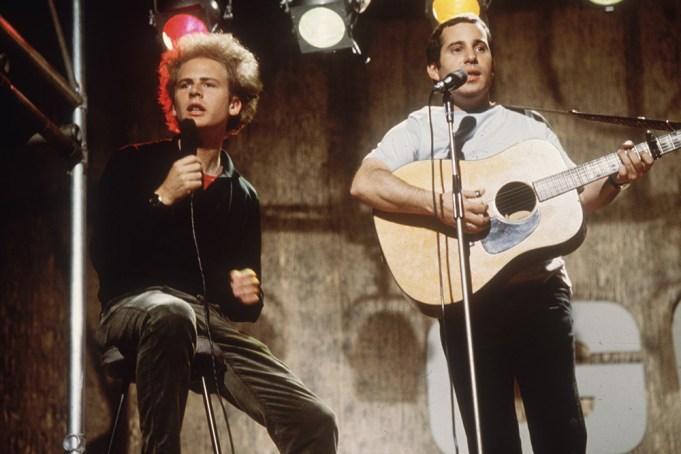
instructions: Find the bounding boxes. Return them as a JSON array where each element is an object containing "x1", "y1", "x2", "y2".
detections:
[{"x1": 161, "y1": 14, "x2": 208, "y2": 49}]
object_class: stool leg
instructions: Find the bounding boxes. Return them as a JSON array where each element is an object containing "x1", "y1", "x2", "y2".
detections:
[
  {"x1": 200, "y1": 376, "x2": 222, "y2": 454},
  {"x1": 106, "y1": 382, "x2": 129, "y2": 454}
]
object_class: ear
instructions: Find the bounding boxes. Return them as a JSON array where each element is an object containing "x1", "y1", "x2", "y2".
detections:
[
  {"x1": 229, "y1": 96, "x2": 242, "y2": 116},
  {"x1": 426, "y1": 64, "x2": 441, "y2": 82},
  {"x1": 171, "y1": 103, "x2": 177, "y2": 117}
]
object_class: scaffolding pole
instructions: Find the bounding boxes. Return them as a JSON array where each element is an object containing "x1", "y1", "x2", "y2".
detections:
[
  {"x1": 1, "y1": 3, "x2": 87, "y2": 450},
  {"x1": 63, "y1": 0, "x2": 87, "y2": 452}
]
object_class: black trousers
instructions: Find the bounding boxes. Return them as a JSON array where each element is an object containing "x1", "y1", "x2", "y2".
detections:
[
  {"x1": 96, "y1": 287, "x2": 338, "y2": 454},
  {"x1": 440, "y1": 277, "x2": 587, "y2": 454}
]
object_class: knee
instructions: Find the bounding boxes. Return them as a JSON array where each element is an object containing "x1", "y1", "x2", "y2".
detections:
[
  {"x1": 308, "y1": 399, "x2": 338, "y2": 441},
  {"x1": 145, "y1": 298, "x2": 197, "y2": 342}
]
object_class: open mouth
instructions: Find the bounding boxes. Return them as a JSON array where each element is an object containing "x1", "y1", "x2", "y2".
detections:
[{"x1": 187, "y1": 103, "x2": 205, "y2": 113}]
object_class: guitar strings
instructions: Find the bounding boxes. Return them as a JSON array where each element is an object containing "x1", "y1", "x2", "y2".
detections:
[{"x1": 463, "y1": 128, "x2": 681, "y2": 215}]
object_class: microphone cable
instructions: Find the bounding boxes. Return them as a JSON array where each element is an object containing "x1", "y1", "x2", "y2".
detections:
[
  {"x1": 190, "y1": 180, "x2": 237, "y2": 454},
  {"x1": 180, "y1": 119, "x2": 236, "y2": 452},
  {"x1": 427, "y1": 90, "x2": 461, "y2": 454}
]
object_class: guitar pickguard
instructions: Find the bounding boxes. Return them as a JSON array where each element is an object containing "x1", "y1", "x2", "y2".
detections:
[{"x1": 482, "y1": 210, "x2": 540, "y2": 254}]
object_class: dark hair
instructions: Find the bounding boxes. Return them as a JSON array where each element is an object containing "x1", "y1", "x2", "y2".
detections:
[
  {"x1": 158, "y1": 32, "x2": 263, "y2": 136},
  {"x1": 426, "y1": 13, "x2": 493, "y2": 68}
]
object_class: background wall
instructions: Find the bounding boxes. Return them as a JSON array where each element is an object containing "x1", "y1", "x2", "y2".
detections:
[{"x1": 2, "y1": 0, "x2": 681, "y2": 452}]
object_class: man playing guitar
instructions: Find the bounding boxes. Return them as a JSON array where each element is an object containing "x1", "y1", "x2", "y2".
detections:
[{"x1": 350, "y1": 13, "x2": 653, "y2": 454}]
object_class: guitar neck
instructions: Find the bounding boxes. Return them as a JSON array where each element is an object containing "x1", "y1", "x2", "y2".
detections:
[{"x1": 534, "y1": 129, "x2": 681, "y2": 201}]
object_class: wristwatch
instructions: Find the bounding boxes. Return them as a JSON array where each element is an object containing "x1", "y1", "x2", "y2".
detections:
[{"x1": 149, "y1": 193, "x2": 165, "y2": 207}]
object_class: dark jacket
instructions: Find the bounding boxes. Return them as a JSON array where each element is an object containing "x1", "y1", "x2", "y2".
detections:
[{"x1": 91, "y1": 137, "x2": 263, "y2": 322}]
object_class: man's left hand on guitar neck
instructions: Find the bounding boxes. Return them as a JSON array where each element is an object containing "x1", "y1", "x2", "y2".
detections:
[{"x1": 579, "y1": 140, "x2": 654, "y2": 213}]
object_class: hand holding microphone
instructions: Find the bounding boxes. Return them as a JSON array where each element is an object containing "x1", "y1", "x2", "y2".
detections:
[{"x1": 153, "y1": 119, "x2": 203, "y2": 206}]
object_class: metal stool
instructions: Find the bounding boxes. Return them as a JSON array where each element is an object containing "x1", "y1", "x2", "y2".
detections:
[{"x1": 102, "y1": 336, "x2": 225, "y2": 454}]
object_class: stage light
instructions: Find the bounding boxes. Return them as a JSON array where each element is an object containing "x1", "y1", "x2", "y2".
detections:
[
  {"x1": 588, "y1": 0, "x2": 624, "y2": 6},
  {"x1": 150, "y1": 0, "x2": 226, "y2": 49},
  {"x1": 586, "y1": 0, "x2": 624, "y2": 13},
  {"x1": 285, "y1": 0, "x2": 372, "y2": 55},
  {"x1": 160, "y1": 14, "x2": 209, "y2": 49},
  {"x1": 431, "y1": 0, "x2": 480, "y2": 23}
]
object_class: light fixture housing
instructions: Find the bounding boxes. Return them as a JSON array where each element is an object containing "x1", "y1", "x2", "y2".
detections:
[
  {"x1": 589, "y1": 0, "x2": 624, "y2": 5},
  {"x1": 286, "y1": 0, "x2": 371, "y2": 54},
  {"x1": 587, "y1": 0, "x2": 624, "y2": 11},
  {"x1": 585, "y1": 0, "x2": 625, "y2": 13},
  {"x1": 151, "y1": 0, "x2": 224, "y2": 49}
]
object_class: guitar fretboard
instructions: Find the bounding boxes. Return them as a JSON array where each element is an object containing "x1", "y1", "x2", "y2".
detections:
[
  {"x1": 534, "y1": 129, "x2": 681, "y2": 201},
  {"x1": 656, "y1": 129, "x2": 681, "y2": 156}
]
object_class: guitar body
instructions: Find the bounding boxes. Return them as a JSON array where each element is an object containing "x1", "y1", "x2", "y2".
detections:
[{"x1": 374, "y1": 139, "x2": 586, "y2": 317}]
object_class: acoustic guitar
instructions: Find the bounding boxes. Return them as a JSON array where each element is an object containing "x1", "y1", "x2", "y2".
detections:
[{"x1": 373, "y1": 132, "x2": 679, "y2": 317}]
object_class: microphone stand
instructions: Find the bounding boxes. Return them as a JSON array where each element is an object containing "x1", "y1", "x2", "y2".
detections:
[{"x1": 442, "y1": 89, "x2": 484, "y2": 454}]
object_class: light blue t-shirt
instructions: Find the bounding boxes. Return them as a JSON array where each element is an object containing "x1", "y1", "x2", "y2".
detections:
[{"x1": 366, "y1": 104, "x2": 574, "y2": 170}]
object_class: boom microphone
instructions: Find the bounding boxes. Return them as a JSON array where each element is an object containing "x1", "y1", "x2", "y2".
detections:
[
  {"x1": 432, "y1": 70, "x2": 468, "y2": 93},
  {"x1": 179, "y1": 118, "x2": 198, "y2": 155}
]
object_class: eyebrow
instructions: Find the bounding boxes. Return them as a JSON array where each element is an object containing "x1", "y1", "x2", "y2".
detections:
[
  {"x1": 177, "y1": 76, "x2": 221, "y2": 84},
  {"x1": 446, "y1": 38, "x2": 489, "y2": 48}
]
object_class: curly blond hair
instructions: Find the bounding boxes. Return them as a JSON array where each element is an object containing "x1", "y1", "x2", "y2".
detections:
[{"x1": 158, "y1": 32, "x2": 262, "y2": 135}]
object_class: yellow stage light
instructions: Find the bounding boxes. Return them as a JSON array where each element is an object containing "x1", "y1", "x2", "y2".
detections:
[{"x1": 432, "y1": 0, "x2": 480, "y2": 23}]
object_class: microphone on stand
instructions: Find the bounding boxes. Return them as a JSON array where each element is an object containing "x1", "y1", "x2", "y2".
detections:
[
  {"x1": 432, "y1": 69, "x2": 468, "y2": 93},
  {"x1": 179, "y1": 118, "x2": 198, "y2": 156}
]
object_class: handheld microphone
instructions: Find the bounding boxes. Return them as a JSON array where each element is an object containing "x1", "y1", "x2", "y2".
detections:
[
  {"x1": 179, "y1": 118, "x2": 198, "y2": 156},
  {"x1": 432, "y1": 70, "x2": 468, "y2": 93}
]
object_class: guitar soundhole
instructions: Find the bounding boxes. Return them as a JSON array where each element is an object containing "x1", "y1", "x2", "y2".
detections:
[{"x1": 496, "y1": 181, "x2": 537, "y2": 221}]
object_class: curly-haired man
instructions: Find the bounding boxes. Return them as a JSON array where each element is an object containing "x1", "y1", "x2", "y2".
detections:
[{"x1": 92, "y1": 32, "x2": 337, "y2": 453}]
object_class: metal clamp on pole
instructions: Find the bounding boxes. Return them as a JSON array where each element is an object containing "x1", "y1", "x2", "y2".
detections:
[
  {"x1": 62, "y1": 433, "x2": 86, "y2": 454},
  {"x1": 0, "y1": 70, "x2": 83, "y2": 167}
]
